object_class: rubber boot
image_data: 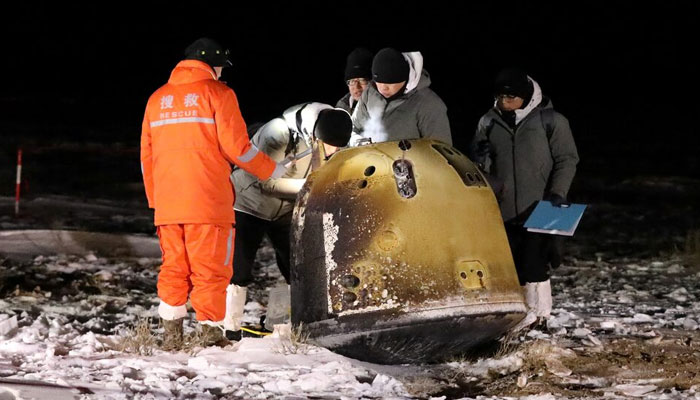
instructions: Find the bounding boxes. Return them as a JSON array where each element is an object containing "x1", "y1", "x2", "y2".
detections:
[
  {"x1": 201, "y1": 324, "x2": 230, "y2": 347},
  {"x1": 161, "y1": 317, "x2": 184, "y2": 351}
]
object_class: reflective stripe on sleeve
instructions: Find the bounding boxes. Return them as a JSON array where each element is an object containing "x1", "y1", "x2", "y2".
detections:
[
  {"x1": 149, "y1": 117, "x2": 215, "y2": 127},
  {"x1": 237, "y1": 145, "x2": 259, "y2": 163}
]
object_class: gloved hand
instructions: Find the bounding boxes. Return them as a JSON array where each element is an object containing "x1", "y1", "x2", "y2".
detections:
[{"x1": 544, "y1": 192, "x2": 567, "y2": 207}]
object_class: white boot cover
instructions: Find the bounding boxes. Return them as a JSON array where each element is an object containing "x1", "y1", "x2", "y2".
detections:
[
  {"x1": 264, "y1": 283, "x2": 291, "y2": 331},
  {"x1": 534, "y1": 279, "x2": 552, "y2": 318},
  {"x1": 224, "y1": 284, "x2": 247, "y2": 331},
  {"x1": 158, "y1": 300, "x2": 187, "y2": 321},
  {"x1": 512, "y1": 283, "x2": 538, "y2": 331},
  {"x1": 524, "y1": 282, "x2": 538, "y2": 310}
]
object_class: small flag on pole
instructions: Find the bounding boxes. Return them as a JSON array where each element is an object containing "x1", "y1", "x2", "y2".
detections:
[{"x1": 15, "y1": 148, "x2": 22, "y2": 216}]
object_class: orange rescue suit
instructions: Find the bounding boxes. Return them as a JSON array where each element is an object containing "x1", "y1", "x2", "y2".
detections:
[{"x1": 141, "y1": 60, "x2": 276, "y2": 322}]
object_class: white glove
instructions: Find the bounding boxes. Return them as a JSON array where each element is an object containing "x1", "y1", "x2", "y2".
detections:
[{"x1": 349, "y1": 133, "x2": 372, "y2": 147}]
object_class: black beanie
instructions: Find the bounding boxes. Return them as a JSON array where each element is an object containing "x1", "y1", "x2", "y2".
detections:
[
  {"x1": 184, "y1": 37, "x2": 231, "y2": 68},
  {"x1": 494, "y1": 68, "x2": 533, "y2": 99},
  {"x1": 344, "y1": 48, "x2": 373, "y2": 81},
  {"x1": 372, "y1": 48, "x2": 409, "y2": 84},
  {"x1": 314, "y1": 109, "x2": 352, "y2": 147}
]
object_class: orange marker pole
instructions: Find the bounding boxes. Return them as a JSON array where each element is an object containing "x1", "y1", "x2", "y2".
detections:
[{"x1": 15, "y1": 148, "x2": 22, "y2": 216}]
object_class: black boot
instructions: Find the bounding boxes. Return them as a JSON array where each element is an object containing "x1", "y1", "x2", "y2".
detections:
[{"x1": 201, "y1": 324, "x2": 230, "y2": 347}]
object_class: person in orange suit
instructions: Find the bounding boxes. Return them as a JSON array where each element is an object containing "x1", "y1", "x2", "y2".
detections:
[{"x1": 140, "y1": 37, "x2": 286, "y2": 349}]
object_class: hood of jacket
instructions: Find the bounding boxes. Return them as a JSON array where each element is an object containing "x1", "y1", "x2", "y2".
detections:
[
  {"x1": 493, "y1": 76, "x2": 543, "y2": 125},
  {"x1": 403, "y1": 51, "x2": 431, "y2": 94},
  {"x1": 168, "y1": 60, "x2": 218, "y2": 85}
]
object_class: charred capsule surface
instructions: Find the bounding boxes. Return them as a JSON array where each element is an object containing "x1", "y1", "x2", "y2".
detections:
[{"x1": 290, "y1": 139, "x2": 526, "y2": 364}]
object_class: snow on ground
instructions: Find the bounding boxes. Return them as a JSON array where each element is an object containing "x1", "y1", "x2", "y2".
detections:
[
  {"x1": 0, "y1": 249, "x2": 413, "y2": 399},
  {"x1": 1, "y1": 189, "x2": 700, "y2": 399},
  {"x1": 2, "y1": 246, "x2": 699, "y2": 399}
]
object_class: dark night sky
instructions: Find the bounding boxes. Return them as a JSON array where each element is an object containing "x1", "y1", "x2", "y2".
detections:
[{"x1": 3, "y1": 2, "x2": 699, "y2": 174}]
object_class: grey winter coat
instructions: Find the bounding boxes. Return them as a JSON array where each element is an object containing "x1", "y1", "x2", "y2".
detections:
[
  {"x1": 232, "y1": 106, "x2": 313, "y2": 221},
  {"x1": 336, "y1": 93, "x2": 353, "y2": 114},
  {"x1": 472, "y1": 79, "x2": 578, "y2": 223},
  {"x1": 351, "y1": 52, "x2": 452, "y2": 145}
]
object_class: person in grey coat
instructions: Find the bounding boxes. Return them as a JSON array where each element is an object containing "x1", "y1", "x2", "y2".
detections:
[
  {"x1": 470, "y1": 68, "x2": 579, "y2": 330},
  {"x1": 336, "y1": 47, "x2": 373, "y2": 114},
  {"x1": 227, "y1": 103, "x2": 352, "y2": 333},
  {"x1": 350, "y1": 47, "x2": 452, "y2": 146}
]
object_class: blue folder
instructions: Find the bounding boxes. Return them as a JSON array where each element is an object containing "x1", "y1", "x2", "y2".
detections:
[{"x1": 523, "y1": 200, "x2": 587, "y2": 236}]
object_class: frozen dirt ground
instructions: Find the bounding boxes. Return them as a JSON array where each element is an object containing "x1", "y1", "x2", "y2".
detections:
[{"x1": 1, "y1": 151, "x2": 700, "y2": 399}]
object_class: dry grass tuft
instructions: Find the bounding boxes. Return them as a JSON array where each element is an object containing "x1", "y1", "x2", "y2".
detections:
[
  {"x1": 684, "y1": 229, "x2": 700, "y2": 271},
  {"x1": 495, "y1": 329, "x2": 523, "y2": 358},
  {"x1": 118, "y1": 319, "x2": 218, "y2": 355},
  {"x1": 402, "y1": 376, "x2": 444, "y2": 398},
  {"x1": 180, "y1": 329, "x2": 209, "y2": 355},
  {"x1": 276, "y1": 322, "x2": 311, "y2": 355},
  {"x1": 117, "y1": 317, "x2": 157, "y2": 356}
]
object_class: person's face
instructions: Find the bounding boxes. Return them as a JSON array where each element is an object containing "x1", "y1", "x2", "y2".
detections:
[
  {"x1": 323, "y1": 142, "x2": 338, "y2": 156},
  {"x1": 376, "y1": 82, "x2": 406, "y2": 98},
  {"x1": 214, "y1": 66, "x2": 223, "y2": 79},
  {"x1": 347, "y1": 78, "x2": 369, "y2": 101},
  {"x1": 496, "y1": 94, "x2": 524, "y2": 111}
]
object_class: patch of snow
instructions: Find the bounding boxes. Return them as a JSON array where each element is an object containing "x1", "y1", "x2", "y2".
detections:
[
  {"x1": 625, "y1": 313, "x2": 654, "y2": 323},
  {"x1": 666, "y1": 287, "x2": 692, "y2": 302},
  {"x1": 614, "y1": 383, "x2": 658, "y2": 397}
]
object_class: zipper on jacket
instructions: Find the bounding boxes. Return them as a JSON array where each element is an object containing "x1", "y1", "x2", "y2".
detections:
[
  {"x1": 272, "y1": 201, "x2": 285, "y2": 221},
  {"x1": 510, "y1": 129, "x2": 518, "y2": 218}
]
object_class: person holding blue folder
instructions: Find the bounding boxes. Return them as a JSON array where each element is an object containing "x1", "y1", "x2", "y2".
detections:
[{"x1": 470, "y1": 68, "x2": 579, "y2": 330}]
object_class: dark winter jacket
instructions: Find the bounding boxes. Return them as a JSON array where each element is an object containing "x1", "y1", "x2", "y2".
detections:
[
  {"x1": 232, "y1": 104, "x2": 319, "y2": 221},
  {"x1": 471, "y1": 78, "x2": 579, "y2": 223},
  {"x1": 351, "y1": 52, "x2": 452, "y2": 145}
]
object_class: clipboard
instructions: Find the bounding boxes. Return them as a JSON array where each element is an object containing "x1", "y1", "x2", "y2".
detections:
[{"x1": 524, "y1": 200, "x2": 587, "y2": 236}]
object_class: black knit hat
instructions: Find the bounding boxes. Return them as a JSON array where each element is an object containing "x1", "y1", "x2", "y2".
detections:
[
  {"x1": 314, "y1": 109, "x2": 352, "y2": 147},
  {"x1": 372, "y1": 48, "x2": 409, "y2": 84},
  {"x1": 493, "y1": 68, "x2": 533, "y2": 99},
  {"x1": 184, "y1": 37, "x2": 231, "y2": 68},
  {"x1": 344, "y1": 48, "x2": 373, "y2": 81}
]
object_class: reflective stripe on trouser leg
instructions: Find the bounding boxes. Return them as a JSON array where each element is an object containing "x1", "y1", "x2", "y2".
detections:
[
  {"x1": 185, "y1": 224, "x2": 234, "y2": 322},
  {"x1": 223, "y1": 226, "x2": 233, "y2": 265},
  {"x1": 157, "y1": 224, "x2": 192, "y2": 309}
]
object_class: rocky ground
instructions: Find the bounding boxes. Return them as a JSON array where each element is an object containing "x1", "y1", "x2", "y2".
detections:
[{"x1": 1, "y1": 143, "x2": 700, "y2": 398}]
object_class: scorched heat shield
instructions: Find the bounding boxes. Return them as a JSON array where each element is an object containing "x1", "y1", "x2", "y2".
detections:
[{"x1": 290, "y1": 139, "x2": 526, "y2": 364}]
